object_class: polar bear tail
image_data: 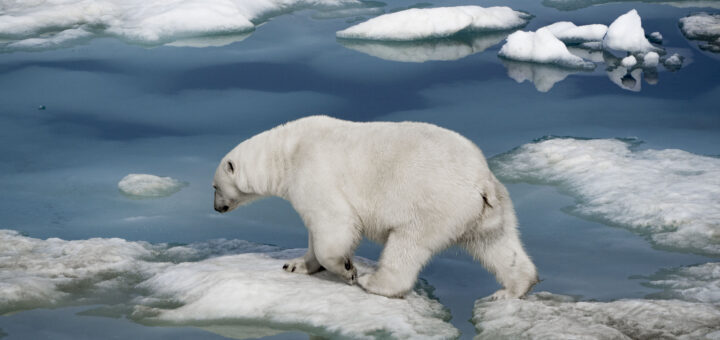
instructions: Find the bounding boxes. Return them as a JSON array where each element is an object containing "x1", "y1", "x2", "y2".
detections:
[{"x1": 460, "y1": 179, "x2": 539, "y2": 299}]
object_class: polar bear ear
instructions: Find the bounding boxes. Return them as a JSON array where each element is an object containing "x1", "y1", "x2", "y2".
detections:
[{"x1": 224, "y1": 160, "x2": 235, "y2": 175}]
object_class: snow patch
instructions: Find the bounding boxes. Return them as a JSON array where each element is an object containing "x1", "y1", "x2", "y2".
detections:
[
  {"x1": 473, "y1": 292, "x2": 720, "y2": 339},
  {"x1": 491, "y1": 137, "x2": 720, "y2": 255},
  {"x1": 543, "y1": 21, "x2": 608, "y2": 43},
  {"x1": 603, "y1": 9, "x2": 657, "y2": 53},
  {"x1": 498, "y1": 28, "x2": 596, "y2": 69},
  {"x1": 680, "y1": 12, "x2": 720, "y2": 53},
  {"x1": 118, "y1": 174, "x2": 186, "y2": 198},
  {"x1": 0, "y1": 230, "x2": 458, "y2": 338},
  {"x1": 336, "y1": 6, "x2": 531, "y2": 41}
]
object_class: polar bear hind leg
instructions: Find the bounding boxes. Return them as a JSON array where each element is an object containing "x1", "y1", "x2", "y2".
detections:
[{"x1": 461, "y1": 222, "x2": 538, "y2": 300}]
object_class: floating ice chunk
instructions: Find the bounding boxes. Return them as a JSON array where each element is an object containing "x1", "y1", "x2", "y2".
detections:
[
  {"x1": 0, "y1": 229, "x2": 158, "y2": 314},
  {"x1": 663, "y1": 53, "x2": 684, "y2": 70},
  {"x1": 542, "y1": 0, "x2": 720, "y2": 11},
  {"x1": 338, "y1": 31, "x2": 509, "y2": 62},
  {"x1": 648, "y1": 31, "x2": 663, "y2": 44},
  {"x1": 6, "y1": 27, "x2": 92, "y2": 50},
  {"x1": 643, "y1": 51, "x2": 660, "y2": 67},
  {"x1": 491, "y1": 137, "x2": 720, "y2": 255},
  {"x1": 499, "y1": 28, "x2": 596, "y2": 69},
  {"x1": 543, "y1": 21, "x2": 608, "y2": 43},
  {"x1": 0, "y1": 0, "x2": 361, "y2": 48},
  {"x1": 502, "y1": 60, "x2": 584, "y2": 92},
  {"x1": 336, "y1": 6, "x2": 531, "y2": 41},
  {"x1": 679, "y1": 12, "x2": 720, "y2": 53},
  {"x1": 0, "y1": 230, "x2": 457, "y2": 338},
  {"x1": 118, "y1": 174, "x2": 186, "y2": 198},
  {"x1": 603, "y1": 10, "x2": 657, "y2": 53},
  {"x1": 473, "y1": 292, "x2": 720, "y2": 339},
  {"x1": 646, "y1": 262, "x2": 720, "y2": 304},
  {"x1": 621, "y1": 55, "x2": 637, "y2": 67},
  {"x1": 135, "y1": 251, "x2": 459, "y2": 339}
]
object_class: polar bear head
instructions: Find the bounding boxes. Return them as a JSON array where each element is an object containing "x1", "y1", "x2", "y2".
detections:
[{"x1": 212, "y1": 156, "x2": 259, "y2": 213}]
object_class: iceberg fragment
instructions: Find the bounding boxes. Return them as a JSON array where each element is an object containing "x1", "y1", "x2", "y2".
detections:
[
  {"x1": 336, "y1": 6, "x2": 531, "y2": 41},
  {"x1": 498, "y1": 28, "x2": 596, "y2": 69},
  {"x1": 543, "y1": 21, "x2": 608, "y2": 43},
  {"x1": 603, "y1": 9, "x2": 657, "y2": 53}
]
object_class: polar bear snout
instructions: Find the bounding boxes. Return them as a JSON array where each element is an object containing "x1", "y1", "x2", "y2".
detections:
[{"x1": 215, "y1": 204, "x2": 229, "y2": 213}]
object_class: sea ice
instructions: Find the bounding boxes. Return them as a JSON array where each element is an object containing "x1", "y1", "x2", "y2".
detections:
[
  {"x1": 603, "y1": 10, "x2": 657, "y2": 53},
  {"x1": 473, "y1": 292, "x2": 720, "y2": 339},
  {"x1": 621, "y1": 55, "x2": 637, "y2": 67},
  {"x1": 648, "y1": 31, "x2": 663, "y2": 44},
  {"x1": 646, "y1": 262, "x2": 720, "y2": 304},
  {"x1": 663, "y1": 53, "x2": 684, "y2": 70},
  {"x1": 542, "y1": 0, "x2": 720, "y2": 11},
  {"x1": 643, "y1": 51, "x2": 660, "y2": 67},
  {"x1": 679, "y1": 12, "x2": 720, "y2": 53},
  {"x1": 0, "y1": 230, "x2": 459, "y2": 339},
  {"x1": 543, "y1": 21, "x2": 608, "y2": 43},
  {"x1": 338, "y1": 31, "x2": 510, "y2": 62},
  {"x1": 336, "y1": 6, "x2": 531, "y2": 41},
  {"x1": 118, "y1": 174, "x2": 186, "y2": 198},
  {"x1": 491, "y1": 137, "x2": 720, "y2": 255},
  {"x1": 0, "y1": 0, "x2": 361, "y2": 48},
  {"x1": 498, "y1": 28, "x2": 596, "y2": 69}
]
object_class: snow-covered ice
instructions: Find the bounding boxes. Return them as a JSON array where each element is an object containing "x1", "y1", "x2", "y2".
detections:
[
  {"x1": 648, "y1": 31, "x2": 663, "y2": 44},
  {"x1": 118, "y1": 174, "x2": 186, "y2": 198},
  {"x1": 621, "y1": 55, "x2": 638, "y2": 67},
  {"x1": 603, "y1": 10, "x2": 657, "y2": 53},
  {"x1": 646, "y1": 262, "x2": 720, "y2": 304},
  {"x1": 664, "y1": 53, "x2": 684, "y2": 70},
  {"x1": 643, "y1": 51, "x2": 660, "y2": 67},
  {"x1": 498, "y1": 28, "x2": 596, "y2": 69},
  {"x1": 679, "y1": 12, "x2": 720, "y2": 53},
  {"x1": 338, "y1": 32, "x2": 509, "y2": 62},
  {"x1": 473, "y1": 292, "x2": 720, "y2": 339},
  {"x1": 336, "y1": 6, "x2": 531, "y2": 41},
  {"x1": 543, "y1": 21, "x2": 608, "y2": 43},
  {"x1": 491, "y1": 137, "x2": 720, "y2": 255},
  {"x1": 0, "y1": 0, "x2": 361, "y2": 48},
  {"x1": 0, "y1": 230, "x2": 459, "y2": 339}
]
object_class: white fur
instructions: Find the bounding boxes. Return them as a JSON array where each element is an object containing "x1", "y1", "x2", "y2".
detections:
[{"x1": 213, "y1": 116, "x2": 538, "y2": 298}]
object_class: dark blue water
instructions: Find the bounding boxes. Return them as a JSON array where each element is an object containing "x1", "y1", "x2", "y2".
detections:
[{"x1": 1, "y1": 0, "x2": 718, "y2": 338}]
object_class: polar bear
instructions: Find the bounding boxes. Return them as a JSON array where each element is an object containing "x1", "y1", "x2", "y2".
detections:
[{"x1": 213, "y1": 116, "x2": 538, "y2": 299}]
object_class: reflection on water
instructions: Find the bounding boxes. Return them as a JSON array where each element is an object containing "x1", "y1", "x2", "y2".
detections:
[
  {"x1": 502, "y1": 59, "x2": 587, "y2": 92},
  {"x1": 338, "y1": 31, "x2": 510, "y2": 62}
]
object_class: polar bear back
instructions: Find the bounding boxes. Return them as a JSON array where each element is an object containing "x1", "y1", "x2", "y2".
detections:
[{"x1": 270, "y1": 116, "x2": 497, "y2": 237}]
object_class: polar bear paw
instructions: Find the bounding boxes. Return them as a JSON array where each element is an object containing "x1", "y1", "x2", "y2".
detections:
[
  {"x1": 489, "y1": 289, "x2": 514, "y2": 301},
  {"x1": 357, "y1": 274, "x2": 405, "y2": 298},
  {"x1": 282, "y1": 257, "x2": 321, "y2": 275}
]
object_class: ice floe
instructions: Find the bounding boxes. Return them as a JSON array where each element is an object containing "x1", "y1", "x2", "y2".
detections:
[
  {"x1": 542, "y1": 0, "x2": 720, "y2": 11},
  {"x1": 0, "y1": 0, "x2": 362, "y2": 49},
  {"x1": 338, "y1": 31, "x2": 510, "y2": 62},
  {"x1": 336, "y1": 6, "x2": 531, "y2": 41},
  {"x1": 543, "y1": 21, "x2": 608, "y2": 43},
  {"x1": 491, "y1": 137, "x2": 720, "y2": 256},
  {"x1": 646, "y1": 262, "x2": 720, "y2": 304},
  {"x1": 498, "y1": 28, "x2": 596, "y2": 69},
  {"x1": 0, "y1": 230, "x2": 458, "y2": 338},
  {"x1": 118, "y1": 174, "x2": 186, "y2": 198},
  {"x1": 603, "y1": 9, "x2": 657, "y2": 53},
  {"x1": 473, "y1": 292, "x2": 720, "y2": 339},
  {"x1": 680, "y1": 12, "x2": 720, "y2": 53}
]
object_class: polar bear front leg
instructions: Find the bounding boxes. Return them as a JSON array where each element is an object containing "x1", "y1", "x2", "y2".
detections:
[
  {"x1": 311, "y1": 223, "x2": 360, "y2": 285},
  {"x1": 283, "y1": 234, "x2": 323, "y2": 274},
  {"x1": 358, "y1": 231, "x2": 434, "y2": 298}
]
